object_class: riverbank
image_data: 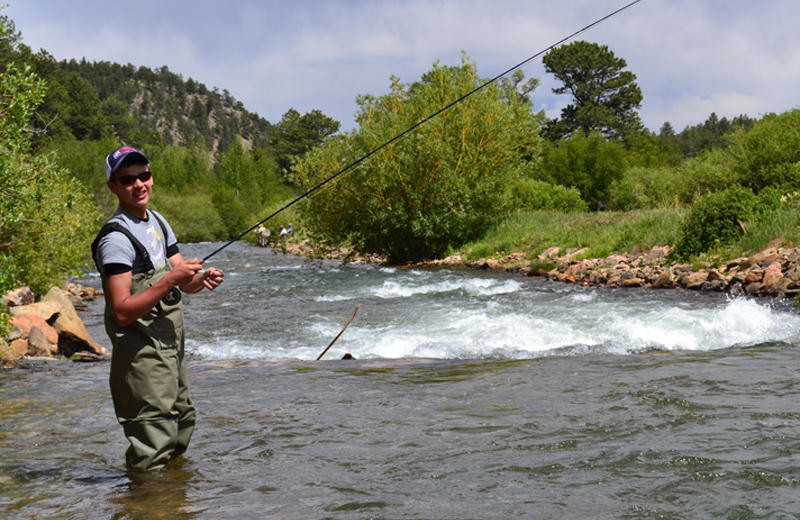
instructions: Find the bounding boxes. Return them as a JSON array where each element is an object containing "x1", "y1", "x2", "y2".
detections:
[
  {"x1": 276, "y1": 237, "x2": 800, "y2": 300},
  {"x1": 420, "y1": 242, "x2": 800, "y2": 299}
]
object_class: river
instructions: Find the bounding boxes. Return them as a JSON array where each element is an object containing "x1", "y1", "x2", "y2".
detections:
[{"x1": 2, "y1": 241, "x2": 800, "y2": 518}]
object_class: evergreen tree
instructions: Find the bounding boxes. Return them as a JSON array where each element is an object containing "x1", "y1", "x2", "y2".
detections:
[{"x1": 543, "y1": 40, "x2": 643, "y2": 141}]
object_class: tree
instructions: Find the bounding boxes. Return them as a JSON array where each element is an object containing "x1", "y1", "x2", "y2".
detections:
[
  {"x1": 659, "y1": 121, "x2": 675, "y2": 138},
  {"x1": 267, "y1": 108, "x2": 340, "y2": 182},
  {"x1": 292, "y1": 55, "x2": 543, "y2": 262},
  {"x1": 672, "y1": 112, "x2": 756, "y2": 158},
  {"x1": 543, "y1": 40, "x2": 643, "y2": 141}
]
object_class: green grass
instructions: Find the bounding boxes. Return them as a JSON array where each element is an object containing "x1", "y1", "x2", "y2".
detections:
[
  {"x1": 461, "y1": 208, "x2": 686, "y2": 261},
  {"x1": 705, "y1": 205, "x2": 800, "y2": 261},
  {"x1": 461, "y1": 203, "x2": 800, "y2": 265}
]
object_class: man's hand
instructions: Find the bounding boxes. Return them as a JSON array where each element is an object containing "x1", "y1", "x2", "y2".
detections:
[
  {"x1": 202, "y1": 267, "x2": 224, "y2": 290},
  {"x1": 169, "y1": 258, "x2": 204, "y2": 287}
]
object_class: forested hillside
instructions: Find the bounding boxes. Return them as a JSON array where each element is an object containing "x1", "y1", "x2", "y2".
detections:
[{"x1": 58, "y1": 59, "x2": 272, "y2": 155}]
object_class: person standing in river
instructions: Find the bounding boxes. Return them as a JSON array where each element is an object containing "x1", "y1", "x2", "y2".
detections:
[{"x1": 91, "y1": 146, "x2": 225, "y2": 472}]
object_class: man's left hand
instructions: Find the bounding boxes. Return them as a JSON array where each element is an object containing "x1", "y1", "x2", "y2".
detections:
[{"x1": 202, "y1": 267, "x2": 225, "y2": 290}]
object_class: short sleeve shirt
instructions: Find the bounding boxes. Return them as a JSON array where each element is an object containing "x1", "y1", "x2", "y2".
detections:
[{"x1": 96, "y1": 207, "x2": 179, "y2": 275}]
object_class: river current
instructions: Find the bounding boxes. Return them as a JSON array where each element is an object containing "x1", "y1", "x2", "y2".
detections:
[{"x1": 3, "y1": 241, "x2": 800, "y2": 518}]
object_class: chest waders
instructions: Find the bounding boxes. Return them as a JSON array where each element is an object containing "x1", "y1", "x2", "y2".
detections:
[{"x1": 93, "y1": 219, "x2": 195, "y2": 472}]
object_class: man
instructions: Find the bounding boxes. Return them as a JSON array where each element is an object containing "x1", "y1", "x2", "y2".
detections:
[{"x1": 91, "y1": 146, "x2": 224, "y2": 472}]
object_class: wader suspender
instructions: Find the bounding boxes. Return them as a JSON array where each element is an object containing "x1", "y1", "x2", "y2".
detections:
[
  {"x1": 91, "y1": 213, "x2": 170, "y2": 276},
  {"x1": 91, "y1": 212, "x2": 181, "y2": 310}
]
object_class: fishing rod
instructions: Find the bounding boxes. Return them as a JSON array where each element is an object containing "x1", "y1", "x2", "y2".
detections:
[{"x1": 202, "y1": 0, "x2": 644, "y2": 263}]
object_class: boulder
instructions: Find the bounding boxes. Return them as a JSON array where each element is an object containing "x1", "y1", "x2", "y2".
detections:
[
  {"x1": 641, "y1": 246, "x2": 670, "y2": 264},
  {"x1": 3, "y1": 314, "x2": 59, "y2": 362},
  {"x1": 8, "y1": 301, "x2": 60, "y2": 322},
  {"x1": 769, "y1": 277, "x2": 794, "y2": 296},
  {"x1": 761, "y1": 262, "x2": 783, "y2": 291},
  {"x1": 652, "y1": 270, "x2": 673, "y2": 289},
  {"x1": 537, "y1": 247, "x2": 560, "y2": 260},
  {"x1": 10, "y1": 314, "x2": 59, "y2": 344},
  {"x1": 684, "y1": 271, "x2": 708, "y2": 290},
  {"x1": 702, "y1": 279, "x2": 727, "y2": 292},
  {"x1": 27, "y1": 326, "x2": 59, "y2": 357},
  {"x1": 745, "y1": 282, "x2": 763, "y2": 295},
  {"x1": 8, "y1": 339, "x2": 29, "y2": 359},
  {"x1": 622, "y1": 277, "x2": 644, "y2": 287},
  {"x1": 562, "y1": 247, "x2": 588, "y2": 262},
  {"x1": 3, "y1": 286, "x2": 34, "y2": 308},
  {"x1": 603, "y1": 255, "x2": 627, "y2": 267},
  {"x1": 743, "y1": 269, "x2": 764, "y2": 284},
  {"x1": 41, "y1": 287, "x2": 108, "y2": 357}
]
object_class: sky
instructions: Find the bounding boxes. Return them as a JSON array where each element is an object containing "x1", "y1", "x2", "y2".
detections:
[{"x1": 5, "y1": 0, "x2": 800, "y2": 133}]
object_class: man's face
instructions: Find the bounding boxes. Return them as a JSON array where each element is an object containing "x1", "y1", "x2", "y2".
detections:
[{"x1": 108, "y1": 162, "x2": 153, "y2": 214}]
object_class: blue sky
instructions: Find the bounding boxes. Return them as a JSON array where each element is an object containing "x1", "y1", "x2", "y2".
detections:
[{"x1": 6, "y1": 1, "x2": 799, "y2": 132}]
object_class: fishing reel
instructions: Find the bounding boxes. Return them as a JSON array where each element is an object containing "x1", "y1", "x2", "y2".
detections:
[{"x1": 162, "y1": 286, "x2": 182, "y2": 306}]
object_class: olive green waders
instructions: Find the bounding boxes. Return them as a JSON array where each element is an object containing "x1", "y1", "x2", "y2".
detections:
[{"x1": 104, "y1": 264, "x2": 195, "y2": 472}]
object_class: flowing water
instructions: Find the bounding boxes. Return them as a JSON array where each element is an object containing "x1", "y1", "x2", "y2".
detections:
[{"x1": 3, "y1": 242, "x2": 800, "y2": 518}]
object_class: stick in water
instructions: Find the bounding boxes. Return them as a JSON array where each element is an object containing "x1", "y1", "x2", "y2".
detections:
[{"x1": 317, "y1": 306, "x2": 360, "y2": 360}]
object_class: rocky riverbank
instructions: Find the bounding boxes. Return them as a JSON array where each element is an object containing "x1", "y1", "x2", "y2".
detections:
[
  {"x1": 275, "y1": 237, "x2": 800, "y2": 299},
  {"x1": 419, "y1": 243, "x2": 800, "y2": 299}
]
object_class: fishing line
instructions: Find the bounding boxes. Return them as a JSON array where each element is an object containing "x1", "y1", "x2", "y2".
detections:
[{"x1": 202, "y1": 0, "x2": 643, "y2": 263}]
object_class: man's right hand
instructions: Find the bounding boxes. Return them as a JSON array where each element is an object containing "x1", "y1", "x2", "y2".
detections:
[{"x1": 169, "y1": 258, "x2": 204, "y2": 286}]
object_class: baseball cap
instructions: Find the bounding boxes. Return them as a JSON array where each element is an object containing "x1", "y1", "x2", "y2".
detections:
[{"x1": 105, "y1": 146, "x2": 149, "y2": 180}]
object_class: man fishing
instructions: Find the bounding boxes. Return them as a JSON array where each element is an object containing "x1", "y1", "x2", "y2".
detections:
[{"x1": 92, "y1": 146, "x2": 225, "y2": 472}]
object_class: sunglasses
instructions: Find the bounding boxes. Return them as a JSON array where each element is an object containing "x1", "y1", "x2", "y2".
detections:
[{"x1": 115, "y1": 170, "x2": 152, "y2": 186}]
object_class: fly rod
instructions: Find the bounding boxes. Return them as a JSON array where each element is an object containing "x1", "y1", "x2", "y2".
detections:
[
  {"x1": 316, "y1": 306, "x2": 360, "y2": 360},
  {"x1": 202, "y1": 0, "x2": 643, "y2": 263}
]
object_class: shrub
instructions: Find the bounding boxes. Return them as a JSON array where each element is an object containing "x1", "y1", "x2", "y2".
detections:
[
  {"x1": 727, "y1": 109, "x2": 800, "y2": 192},
  {"x1": 150, "y1": 190, "x2": 227, "y2": 242},
  {"x1": 293, "y1": 55, "x2": 543, "y2": 262},
  {"x1": 1, "y1": 62, "x2": 101, "y2": 296},
  {"x1": 505, "y1": 179, "x2": 588, "y2": 212},
  {"x1": 671, "y1": 185, "x2": 782, "y2": 260},
  {"x1": 675, "y1": 148, "x2": 735, "y2": 204},
  {"x1": 607, "y1": 166, "x2": 683, "y2": 210},
  {"x1": 536, "y1": 132, "x2": 627, "y2": 210}
]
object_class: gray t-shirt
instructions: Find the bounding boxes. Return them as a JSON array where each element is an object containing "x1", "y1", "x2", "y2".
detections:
[{"x1": 96, "y1": 207, "x2": 179, "y2": 275}]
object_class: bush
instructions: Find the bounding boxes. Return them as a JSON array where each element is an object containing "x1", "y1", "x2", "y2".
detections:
[
  {"x1": 536, "y1": 132, "x2": 627, "y2": 210},
  {"x1": 0, "y1": 62, "x2": 101, "y2": 296},
  {"x1": 607, "y1": 166, "x2": 683, "y2": 210},
  {"x1": 505, "y1": 179, "x2": 587, "y2": 212},
  {"x1": 728, "y1": 109, "x2": 800, "y2": 192},
  {"x1": 671, "y1": 185, "x2": 782, "y2": 260},
  {"x1": 293, "y1": 55, "x2": 543, "y2": 262},
  {"x1": 150, "y1": 190, "x2": 227, "y2": 242},
  {"x1": 674, "y1": 148, "x2": 734, "y2": 204}
]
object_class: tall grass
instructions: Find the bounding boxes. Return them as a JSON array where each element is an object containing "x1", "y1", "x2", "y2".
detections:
[
  {"x1": 711, "y1": 204, "x2": 800, "y2": 260},
  {"x1": 462, "y1": 208, "x2": 686, "y2": 261}
]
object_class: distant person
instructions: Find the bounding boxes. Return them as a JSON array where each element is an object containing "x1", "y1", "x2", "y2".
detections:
[
  {"x1": 91, "y1": 146, "x2": 225, "y2": 472},
  {"x1": 287, "y1": 223, "x2": 293, "y2": 234},
  {"x1": 279, "y1": 225, "x2": 288, "y2": 237},
  {"x1": 255, "y1": 224, "x2": 270, "y2": 247}
]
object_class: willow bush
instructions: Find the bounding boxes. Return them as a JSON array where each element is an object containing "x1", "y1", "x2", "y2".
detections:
[
  {"x1": 0, "y1": 62, "x2": 100, "y2": 296},
  {"x1": 292, "y1": 55, "x2": 543, "y2": 262}
]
